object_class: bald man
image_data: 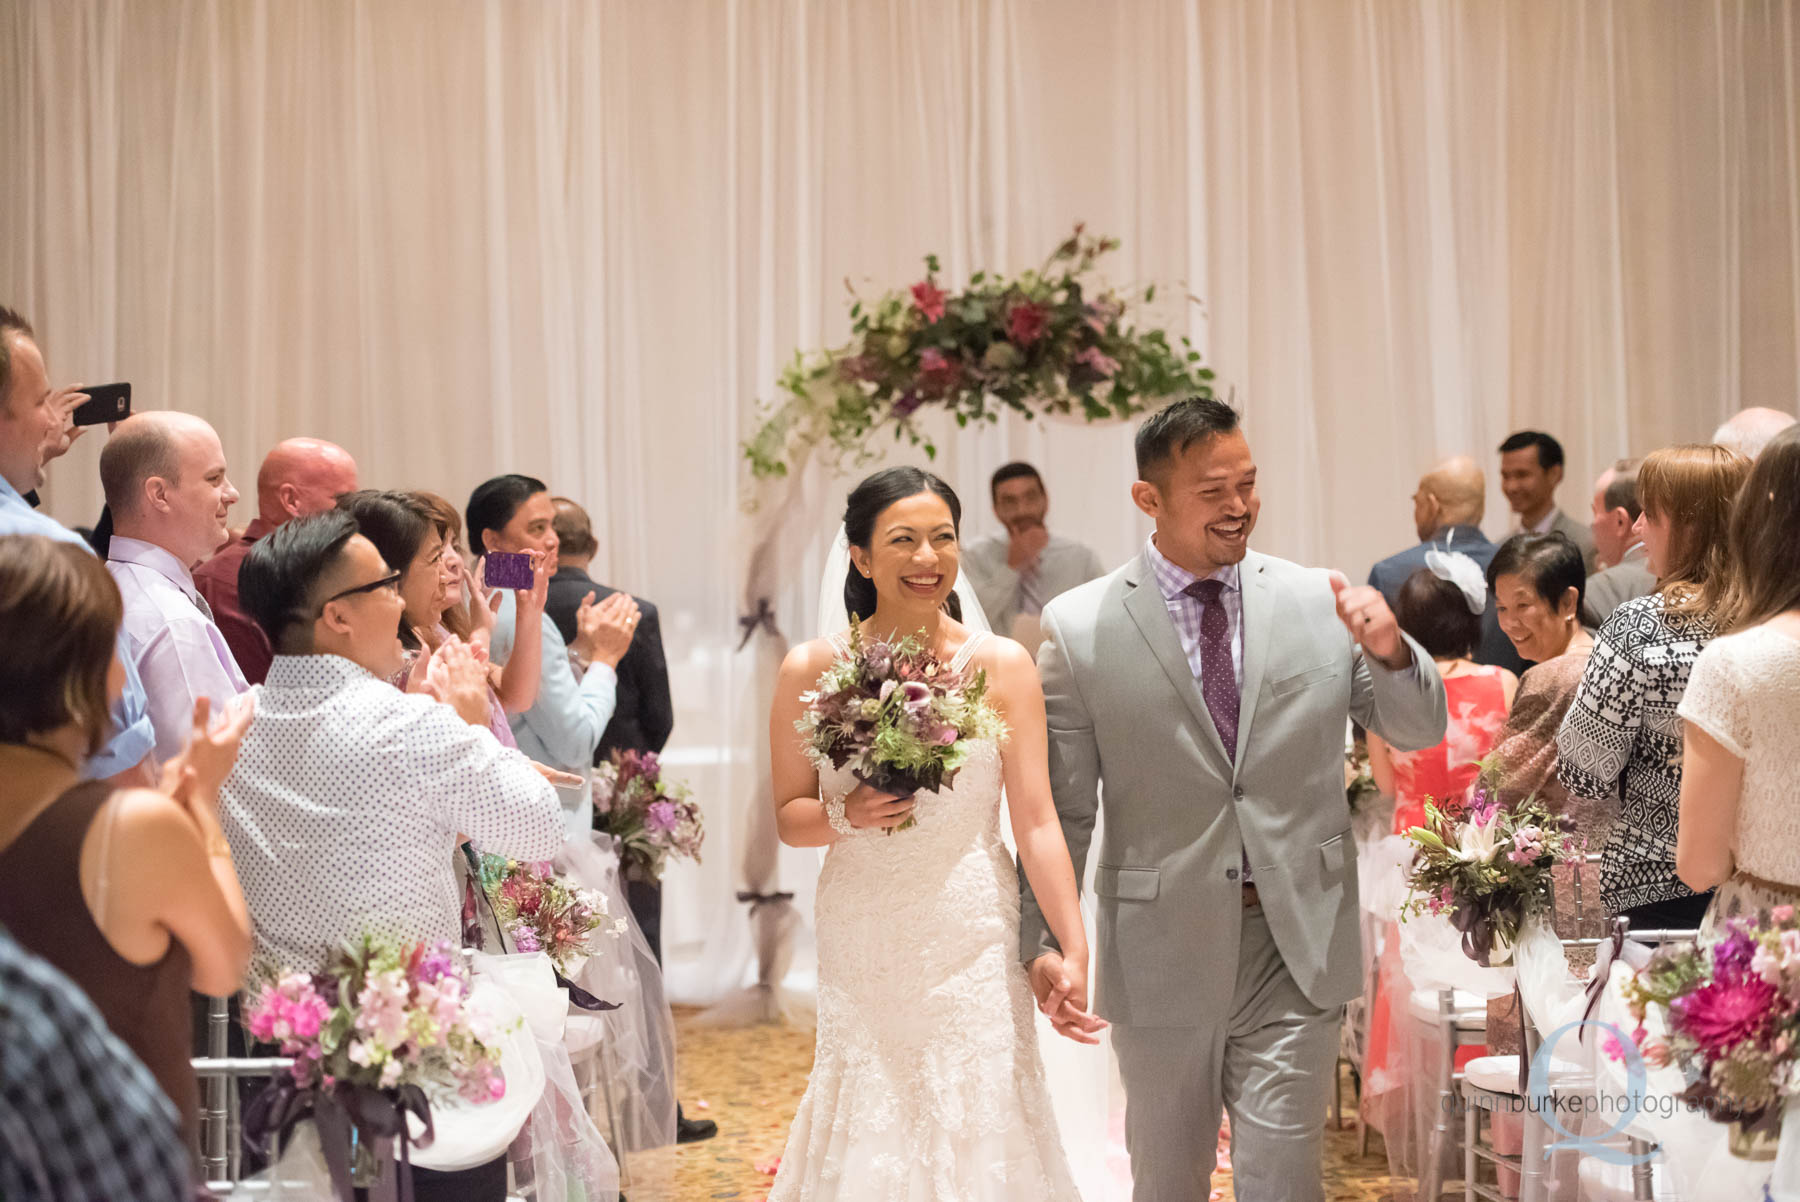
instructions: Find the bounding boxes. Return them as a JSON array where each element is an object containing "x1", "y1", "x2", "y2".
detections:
[
  {"x1": 1367, "y1": 456, "x2": 1525, "y2": 673},
  {"x1": 1714, "y1": 407, "x2": 1797, "y2": 461},
  {"x1": 100, "y1": 412, "x2": 251, "y2": 764},
  {"x1": 194, "y1": 437, "x2": 358, "y2": 684}
]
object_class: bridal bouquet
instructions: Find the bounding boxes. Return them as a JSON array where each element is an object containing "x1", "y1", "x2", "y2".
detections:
[
  {"x1": 1624, "y1": 907, "x2": 1800, "y2": 1135},
  {"x1": 592, "y1": 750, "x2": 705, "y2": 879},
  {"x1": 795, "y1": 618, "x2": 1006, "y2": 833},
  {"x1": 1400, "y1": 778, "x2": 1583, "y2": 967},
  {"x1": 242, "y1": 935, "x2": 511, "y2": 1189},
  {"x1": 479, "y1": 855, "x2": 624, "y2": 975}
]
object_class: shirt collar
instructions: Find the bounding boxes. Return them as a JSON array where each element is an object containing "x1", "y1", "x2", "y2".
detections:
[
  {"x1": 1524, "y1": 509, "x2": 1557, "y2": 535},
  {"x1": 107, "y1": 535, "x2": 200, "y2": 598},
  {"x1": 264, "y1": 653, "x2": 382, "y2": 692},
  {"x1": 1145, "y1": 535, "x2": 1239, "y2": 602},
  {"x1": 1620, "y1": 540, "x2": 1647, "y2": 563},
  {"x1": 0, "y1": 472, "x2": 33, "y2": 512}
]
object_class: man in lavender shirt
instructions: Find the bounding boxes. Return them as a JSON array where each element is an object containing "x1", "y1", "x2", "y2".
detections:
[{"x1": 100, "y1": 412, "x2": 250, "y2": 765}]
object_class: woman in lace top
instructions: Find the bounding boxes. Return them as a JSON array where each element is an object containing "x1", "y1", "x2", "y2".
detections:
[
  {"x1": 1557, "y1": 445, "x2": 1750, "y2": 930},
  {"x1": 1677, "y1": 427, "x2": 1800, "y2": 933}
]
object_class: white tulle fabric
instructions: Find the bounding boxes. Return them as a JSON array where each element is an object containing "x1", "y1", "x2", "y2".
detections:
[{"x1": 769, "y1": 635, "x2": 1082, "y2": 1200}]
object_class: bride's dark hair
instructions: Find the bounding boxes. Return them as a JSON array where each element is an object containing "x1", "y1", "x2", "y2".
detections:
[{"x1": 842, "y1": 467, "x2": 964, "y2": 624}]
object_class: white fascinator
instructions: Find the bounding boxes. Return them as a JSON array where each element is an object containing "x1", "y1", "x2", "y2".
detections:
[{"x1": 1424, "y1": 548, "x2": 1488, "y2": 615}]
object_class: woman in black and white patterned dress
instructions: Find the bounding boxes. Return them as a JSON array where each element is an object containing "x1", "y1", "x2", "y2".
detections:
[{"x1": 1556, "y1": 444, "x2": 1750, "y2": 931}]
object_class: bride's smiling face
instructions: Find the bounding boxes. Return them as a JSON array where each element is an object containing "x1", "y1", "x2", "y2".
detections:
[{"x1": 851, "y1": 492, "x2": 961, "y2": 612}]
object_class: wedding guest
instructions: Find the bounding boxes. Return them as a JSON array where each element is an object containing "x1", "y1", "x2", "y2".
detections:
[
  {"x1": 1585, "y1": 459, "x2": 1654, "y2": 622},
  {"x1": 960, "y1": 462, "x2": 1104, "y2": 649},
  {"x1": 0, "y1": 305, "x2": 156, "y2": 783},
  {"x1": 222, "y1": 511, "x2": 564, "y2": 979},
  {"x1": 1676, "y1": 425, "x2": 1800, "y2": 931},
  {"x1": 467, "y1": 475, "x2": 636, "y2": 837},
  {"x1": 0, "y1": 534, "x2": 253, "y2": 1151},
  {"x1": 0, "y1": 925, "x2": 192, "y2": 1202},
  {"x1": 1367, "y1": 455, "x2": 1522, "y2": 673},
  {"x1": 100, "y1": 412, "x2": 250, "y2": 765},
  {"x1": 547, "y1": 497, "x2": 673, "y2": 762},
  {"x1": 1498, "y1": 430, "x2": 1598, "y2": 572},
  {"x1": 195, "y1": 438, "x2": 358, "y2": 685},
  {"x1": 546, "y1": 498, "x2": 714, "y2": 1145},
  {"x1": 1558, "y1": 444, "x2": 1751, "y2": 929},
  {"x1": 1712, "y1": 406, "x2": 1796, "y2": 461}
]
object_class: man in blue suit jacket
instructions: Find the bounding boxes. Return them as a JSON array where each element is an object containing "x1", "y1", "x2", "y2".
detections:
[{"x1": 1367, "y1": 456, "x2": 1525, "y2": 675}]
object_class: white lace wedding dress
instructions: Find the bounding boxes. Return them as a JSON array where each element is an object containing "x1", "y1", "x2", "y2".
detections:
[{"x1": 769, "y1": 632, "x2": 1084, "y2": 1201}]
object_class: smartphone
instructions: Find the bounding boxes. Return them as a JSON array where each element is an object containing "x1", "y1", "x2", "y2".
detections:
[
  {"x1": 72, "y1": 382, "x2": 131, "y2": 426},
  {"x1": 483, "y1": 551, "x2": 534, "y2": 590}
]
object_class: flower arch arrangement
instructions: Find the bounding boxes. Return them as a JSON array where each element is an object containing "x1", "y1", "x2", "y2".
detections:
[{"x1": 742, "y1": 226, "x2": 1218, "y2": 479}]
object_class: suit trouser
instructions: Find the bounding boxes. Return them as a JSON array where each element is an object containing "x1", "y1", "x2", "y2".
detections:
[{"x1": 1111, "y1": 903, "x2": 1340, "y2": 1202}]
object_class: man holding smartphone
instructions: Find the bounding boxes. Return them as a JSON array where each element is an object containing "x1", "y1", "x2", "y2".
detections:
[{"x1": 0, "y1": 305, "x2": 156, "y2": 783}]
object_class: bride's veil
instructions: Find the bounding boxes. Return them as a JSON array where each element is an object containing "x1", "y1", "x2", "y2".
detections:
[{"x1": 811, "y1": 521, "x2": 1127, "y2": 1200}]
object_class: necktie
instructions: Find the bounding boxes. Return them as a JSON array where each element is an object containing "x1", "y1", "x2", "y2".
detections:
[
  {"x1": 189, "y1": 590, "x2": 215, "y2": 623},
  {"x1": 1186, "y1": 578, "x2": 1252, "y2": 885},
  {"x1": 1184, "y1": 579, "x2": 1238, "y2": 760}
]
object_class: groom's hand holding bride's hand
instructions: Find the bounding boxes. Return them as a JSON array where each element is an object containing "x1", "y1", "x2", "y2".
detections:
[
  {"x1": 1327, "y1": 571, "x2": 1412, "y2": 671},
  {"x1": 1028, "y1": 951, "x2": 1108, "y2": 1045}
]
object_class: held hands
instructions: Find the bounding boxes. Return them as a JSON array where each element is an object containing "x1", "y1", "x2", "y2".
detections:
[
  {"x1": 157, "y1": 694, "x2": 256, "y2": 829},
  {"x1": 1327, "y1": 571, "x2": 1411, "y2": 670},
  {"x1": 1027, "y1": 950, "x2": 1108, "y2": 1045},
  {"x1": 842, "y1": 781, "x2": 915, "y2": 831},
  {"x1": 573, "y1": 591, "x2": 639, "y2": 669}
]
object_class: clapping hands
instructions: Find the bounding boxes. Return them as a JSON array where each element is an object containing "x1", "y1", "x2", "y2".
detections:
[
  {"x1": 157, "y1": 694, "x2": 256, "y2": 829},
  {"x1": 416, "y1": 633, "x2": 493, "y2": 727},
  {"x1": 1027, "y1": 950, "x2": 1108, "y2": 1045},
  {"x1": 573, "y1": 590, "x2": 639, "y2": 669}
]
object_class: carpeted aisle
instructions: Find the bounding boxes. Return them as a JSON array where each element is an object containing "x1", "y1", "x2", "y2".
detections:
[{"x1": 662, "y1": 1006, "x2": 1409, "y2": 1201}]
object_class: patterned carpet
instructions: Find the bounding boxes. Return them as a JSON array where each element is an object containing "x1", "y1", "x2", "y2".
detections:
[{"x1": 660, "y1": 1006, "x2": 1409, "y2": 1201}]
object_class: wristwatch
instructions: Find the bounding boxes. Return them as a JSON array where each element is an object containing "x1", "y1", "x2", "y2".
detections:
[{"x1": 824, "y1": 794, "x2": 857, "y2": 837}]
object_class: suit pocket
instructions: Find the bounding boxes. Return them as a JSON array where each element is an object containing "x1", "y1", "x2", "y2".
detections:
[
  {"x1": 1318, "y1": 831, "x2": 1352, "y2": 874},
  {"x1": 1094, "y1": 865, "x2": 1160, "y2": 901},
  {"x1": 1269, "y1": 662, "x2": 1340, "y2": 698}
]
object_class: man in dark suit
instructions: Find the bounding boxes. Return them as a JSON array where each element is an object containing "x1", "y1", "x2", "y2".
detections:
[
  {"x1": 545, "y1": 497, "x2": 715, "y2": 1145},
  {"x1": 1367, "y1": 456, "x2": 1525, "y2": 675}
]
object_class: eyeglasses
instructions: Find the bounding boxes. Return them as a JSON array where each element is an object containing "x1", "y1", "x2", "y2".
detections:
[{"x1": 315, "y1": 570, "x2": 402, "y2": 615}]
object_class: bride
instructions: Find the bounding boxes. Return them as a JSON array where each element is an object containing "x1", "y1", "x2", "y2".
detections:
[{"x1": 766, "y1": 466, "x2": 1106, "y2": 1200}]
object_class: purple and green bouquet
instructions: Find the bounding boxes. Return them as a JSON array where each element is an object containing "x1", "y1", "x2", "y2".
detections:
[
  {"x1": 795, "y1": 618, "x2": 1007, "y2": 834},
  {"x1": 1624, "y1": 906, "x2": 1800, "y2": 1129},
  {"x1": 1400, "y1": 778, "x2": 1584, "y2": 967},
  {"x1": 592, "y1": 750, "x2": 704, "y2": 879},
  {"x1": 478, "y1": 856, "x2": 623, "y2": 975}
]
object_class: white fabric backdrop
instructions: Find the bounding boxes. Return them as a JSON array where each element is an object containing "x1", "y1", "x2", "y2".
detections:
[{"x1": 4, "y1": 0, "x2": 1797, "y2": 1004}]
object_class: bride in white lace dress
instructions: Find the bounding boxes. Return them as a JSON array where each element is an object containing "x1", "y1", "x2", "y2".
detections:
[{"x1": 767, "y1": 468, "x2": 1104, "y2": 1201}]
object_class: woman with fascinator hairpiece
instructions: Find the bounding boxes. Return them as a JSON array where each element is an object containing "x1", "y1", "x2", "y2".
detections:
[{"x1": 1358, "y1": 550, "x2": 1517, "y2": 1181}]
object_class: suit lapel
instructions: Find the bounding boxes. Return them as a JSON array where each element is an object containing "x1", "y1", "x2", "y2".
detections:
[
  {"x1": 1122, "y1": 552, "x2": 1233, "y2": 770},
  {"x1": 1234, "y1": 554, "x2": 1273, "y2": 765}
]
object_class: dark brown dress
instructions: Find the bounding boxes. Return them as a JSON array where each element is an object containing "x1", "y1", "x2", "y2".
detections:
[{"x1": 0, "y1": 779, "x2": 199, "y2": 1149}]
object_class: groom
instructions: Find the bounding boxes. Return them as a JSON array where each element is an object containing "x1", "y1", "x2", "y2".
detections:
[{"x1": 1018, "y1": 398, "x2": 1447, "y2": 1202}]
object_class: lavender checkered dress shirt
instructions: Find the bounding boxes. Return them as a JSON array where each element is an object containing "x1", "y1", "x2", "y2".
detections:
[{"x1": 1145, "y1": 537, "x2": 1252, "y2": 881}]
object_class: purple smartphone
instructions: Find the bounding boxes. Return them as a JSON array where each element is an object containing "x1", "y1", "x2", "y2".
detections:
[{"x1": 482, "y1": 551, "x2": 534, "y2": 590}]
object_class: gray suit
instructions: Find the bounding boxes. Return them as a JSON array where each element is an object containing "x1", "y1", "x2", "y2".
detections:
[
  {"x1": 1585, "y1": 542, "x2": 1655, "y2": 623},
  {"x1": 1019, "y1": 547, "x2": 1446, "y2": 1201},
  {"x1": 1547, "y1": 509, "x2": 1600, "y2": 575}
]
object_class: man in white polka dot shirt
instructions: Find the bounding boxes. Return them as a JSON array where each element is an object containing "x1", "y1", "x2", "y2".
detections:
[{"x1": 219, "y1": 510, "x2": 565, "y2": 979}]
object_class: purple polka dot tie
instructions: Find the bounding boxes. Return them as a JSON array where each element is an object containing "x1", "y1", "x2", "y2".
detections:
[{"x1": 1185, "y1": 579, "x2": 1238, "y2": 762}]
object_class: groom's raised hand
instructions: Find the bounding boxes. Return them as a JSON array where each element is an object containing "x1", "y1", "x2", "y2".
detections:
[
  {"x1": 1328, "y1": 571, "x2": 1412, "y2": 671},
  {"x1": 1028, "y1": 951, "x2": 1108, "y2": 1045}
]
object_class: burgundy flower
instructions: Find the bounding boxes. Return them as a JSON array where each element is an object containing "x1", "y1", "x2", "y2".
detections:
[
  {"x1": 1672, "y1": 973, "x2": 1780, "y2": 1058},
  {"x1": 911, "y1": 279, "x2": 947, "y2": 323},
  {"x1": 917, "y1": 348, "x2": 962, "y2": 398},
  {"x1": 891, "y1": 392, "x2": 923, "y2": 418},
  {"x1": 1006, "y1": 302, "x2": 1049, "y2": 348}
]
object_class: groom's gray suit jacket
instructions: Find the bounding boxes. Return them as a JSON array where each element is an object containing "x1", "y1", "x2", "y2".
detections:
[{"x1": 1018, "y1": 548, "x2": 1447, "y2": 1027}]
